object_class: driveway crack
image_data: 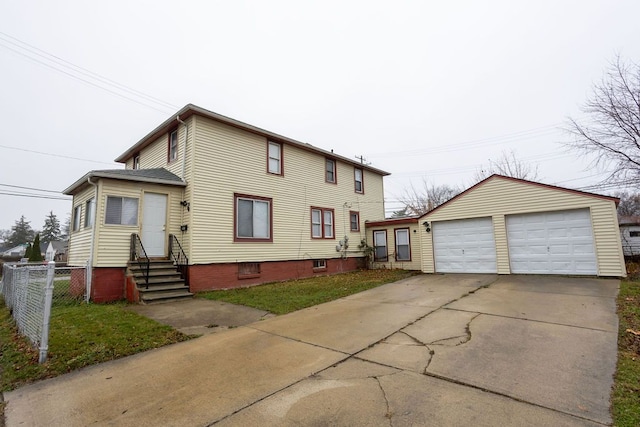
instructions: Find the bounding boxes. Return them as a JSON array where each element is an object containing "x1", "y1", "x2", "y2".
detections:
[{"x1": 374, "y1": 376, "x2": 394, "y2": 427}]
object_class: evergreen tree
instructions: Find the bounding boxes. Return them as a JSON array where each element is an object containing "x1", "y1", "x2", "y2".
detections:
[
  {"x1": 29, "y1": 234, "x2": 43, "y2": 262},
  {"x1": 41, "y1": 211, "x2": 61, "y2": 243},
  {"x1": 24, "y1": 243, "x2": 32, "y2": 259},
  {"x1": 7, "y1": 215, "x2": 35, "y2": 247},
  {"x1": 61, "y1": 214, "x2": 71, "y2": 241}
]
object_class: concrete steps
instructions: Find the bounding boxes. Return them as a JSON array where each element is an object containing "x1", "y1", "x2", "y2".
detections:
[{"x1": 128, "y1": 259, "x2": 192, "y2": 304}]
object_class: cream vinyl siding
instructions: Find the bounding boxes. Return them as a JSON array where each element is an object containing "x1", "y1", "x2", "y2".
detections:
[
  {"x1": 420, "y1": 176, "x2": 625, "y2": 277},
  {"x1": 188, "y1": 116, "x2": 385, "y2": 264},
  {"x1": 67, "y1": 186, "x2": 97, "y2": 266},
  {"x1": 126, "y1": 118, "x2": 193, "y2": 178},
  {"x1": 91, "y1": 180, "x2": 185, "y2": 267},
  {"x1": 366, "y1": 223, "x2": 422, "y2": 270}
]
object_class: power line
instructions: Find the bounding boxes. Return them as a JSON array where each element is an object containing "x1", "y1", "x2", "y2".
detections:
[
  {"x1": 0, "y1": 144, "x2": 116, "y2": 165},
  {"x1": 0, "y1": 183, "x2": 65, "y2": 194},
  {"x1": 0, "y1": 191, "x2": 70, "y2": 201}
]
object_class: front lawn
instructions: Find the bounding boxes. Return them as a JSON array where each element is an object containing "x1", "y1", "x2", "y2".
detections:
[
  {"x1": 613, "y1": 280, "x2": 640, "y2": 426},
  {"x1": 198, "y1": 269, "x2": 416, "y2": 314}
]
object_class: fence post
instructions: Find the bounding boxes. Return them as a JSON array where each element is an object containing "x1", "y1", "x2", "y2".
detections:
[
  {"x1": 39, "y1": 261, "x2": 55, "y2": 364},
  {"x1": 85, "y1": 259, "x2": 92, "y2": 303}
]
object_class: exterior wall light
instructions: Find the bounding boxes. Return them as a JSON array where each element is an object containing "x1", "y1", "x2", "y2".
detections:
[{"x1": 423, "y1": 221, "x2": 431, "y2": 232}]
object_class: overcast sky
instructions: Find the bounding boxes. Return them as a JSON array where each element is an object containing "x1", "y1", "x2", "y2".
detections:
[{"x1": 1, "y1": 1, "x2": 639, "y2": 236}]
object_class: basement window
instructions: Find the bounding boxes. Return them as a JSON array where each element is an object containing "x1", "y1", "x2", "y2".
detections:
[
  {"x1": 238, "y1": 262, "x2": 261, "y2": 279},
  {"x1": 313, "y1": 259, "x2": 327, "y2": 271}
]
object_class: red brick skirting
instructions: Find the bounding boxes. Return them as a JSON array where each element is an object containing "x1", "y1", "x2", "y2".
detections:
[
  {"x1": 90, "y1": 267, "x2": 126, "y2": 303},
  {"x1": 188, "y1": 257, "x2": 362, "y2": 292}
]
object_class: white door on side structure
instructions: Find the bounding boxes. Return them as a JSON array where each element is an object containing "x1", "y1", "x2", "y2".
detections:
[
  {"x1": 141, "y1": 193, "x2": 167, "y2": 257},
  {"x1": 506, "y1": 209, "x2": 597, "y2": 275},
  {"x1": 432, "y1": 217, "x2": 497, "y2": 273}
]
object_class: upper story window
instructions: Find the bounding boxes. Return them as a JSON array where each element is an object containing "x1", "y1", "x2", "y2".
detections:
[
  {"x1": 84, "y1": 198, "x2": 95, "y2": 228},
  {"x1": 72, "y1": 205, "x2": 82, "y2": 232},
  {"x1": 268, "y1": 141, "x2": 282, "y2": 175},
  {"x1": 349, "y1": 211, "x2": 360, "y2": 232},
  {"x1": 395, "y1": 228, "x2": 411, "y2": 261},
  {"x1": 168, "y1": 129, "x2": 178, "y2": 162},
  {"x1": 235, "y1": 194, "x2": 272, "y2": 241},
  {"x1": 326, "y1": 158, "x2": 336, "y2": 183},
  {"x1": 105, "y1": 196, "x2": 139, "y2": 226},
  {"x1": 133, "y1": 154, "x2": 140, "y2": 170},
  {"x1": 373, "y1": 230, "x2": 388, "y2": 261},
  {"x1": 354, "y1": 167, "x2": 364, "y2": 193},
  {"x1": 311, "y1": 207, "x2": 334, "y2": 239}
]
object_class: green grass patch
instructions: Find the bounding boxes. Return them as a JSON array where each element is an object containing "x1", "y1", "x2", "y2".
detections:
[
  {"x1": 198, "y1": 269, "x2": 417, "y2": 315},
  {"x1": 612, "y1": 280, "x2": 640, "y2": 427},
  {"x1": 0, "y1": 298, "x2": 191, "y2": 392}
]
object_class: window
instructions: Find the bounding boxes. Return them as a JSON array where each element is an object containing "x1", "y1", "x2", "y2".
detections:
[
  {"x1": 395, "y1": 228, "x2": 411, "y2": 261},
  {"x1": 105, "y1": 196, "x2": 139, "y2": 225},
  {"x1": 354, "y1": 168, "x2": 364, "y2": 193},
  {"x1": 311, "y1": 207, "x2": 334, "y2": 239},
  {"x1": 238, "y1": 262, "x2": 261, "y2": 278},
  {"x1": 325, "y1": 158, "x2": 336, "y2": 183},
  {"x1": 373, "y1": 230, "x2": 388, "y2": 261},
  {"x1": 268, "y1": 141, "x2": 282, "y2": 175},
  {"x1": 349, "y1": 211, "x2": 360, "y2": 232},
  {"x1": 631, "y1": 231, "x2": 640, "y2": 237},
  {"x1": 133, "y1": 154, "x2": 140, "y2": 170},
  {"x1": 168, "y1": 129, "x2": 178, "y2": 162},
  {"x1": 72, "y1": 205, "x2": 82, "y2": 232},
  {"x1": 235, "y1": 194, "x2": 272, "y2": 241},
  {"x1": 313, "y1": 259, "x2": 327, "y2": 270},
  {"x1": 84, "y1": 198, "x2": 95, "y2": 228}
]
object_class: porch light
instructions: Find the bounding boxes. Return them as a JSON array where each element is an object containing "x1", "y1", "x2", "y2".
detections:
[{"x1": 423, "y1": 221, "x2": 431, "y2": 232}]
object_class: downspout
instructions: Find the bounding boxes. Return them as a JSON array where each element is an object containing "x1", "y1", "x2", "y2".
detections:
[
  {"x1": 176, "y1": 115, "x2": 188, "y2": 181},
  {"x1": 86, "y1": 176, "x2": 98, "y2": 302}
]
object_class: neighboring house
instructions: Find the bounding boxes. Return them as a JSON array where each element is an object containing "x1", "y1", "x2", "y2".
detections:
[
  {"x1": 0, "y1": 244, "x2": 28, "y2": 259},
  {"x1": 366, "y1": 175, "x2": 626, "y2": 277},
  {"x1": 618, "y1": 216, "x2": 640, "y2": 257},
  {"x1": 64, "y1": 104, "x2": 389, "y2": 302},
  {"x1": 42, "y1": 241, "x2": 68, "y2": 262}
]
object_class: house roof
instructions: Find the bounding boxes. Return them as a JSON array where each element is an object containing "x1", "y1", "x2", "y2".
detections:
[
  {"x1": 418, "y1": 174, "x2": 620, "y2": 220},
  {"x1": 113, "y1": 104, "x2": 391, "y2": 177},
  {"x1": 63, "y1": 168, "x2": 186, "y2": 195},
  {"x1": 618, "y1": 215, "x2": 640, "y2": 226},
  {"x1": 365, "y1": 216, "x2": 420, "y2": 227}
]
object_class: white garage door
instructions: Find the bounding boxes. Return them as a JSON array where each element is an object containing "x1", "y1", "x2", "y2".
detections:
[
  {"x1": 433, "y1": 217, "x2": 497, "y2": 273},
  {"x1": 506, "y1": 209, "x2": 597, "y2": 275}
]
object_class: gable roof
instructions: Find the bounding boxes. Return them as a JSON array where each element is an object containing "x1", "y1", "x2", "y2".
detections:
[
  {"x1": 114, "y1": 104, "x2": 390, "y2": 177},
  {"x1": 419, "y1": 174, "x2": 620, "y2": 220},
  {"x1": 63, "y1": 168, "x2": 186, "y2": 195}
]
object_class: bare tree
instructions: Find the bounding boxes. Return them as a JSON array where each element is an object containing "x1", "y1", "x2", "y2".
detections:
[
  {"x1": 564, "y1": 56, "x2": 640, "y2": 185},
  {"x1": 397, "y1": 179, "x2": 460, "y2": 216},
  {"x1": 615, "y1": 191, "x2": 640, "y2": 217},
  {"x1": 473, "y1": 149, "x2": 540, "y2": 183}
]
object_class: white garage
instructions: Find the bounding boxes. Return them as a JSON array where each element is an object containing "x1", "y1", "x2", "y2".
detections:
[
  {"x1": 506, "y1": 209, "x2": 597, "y2": 275},
  {"x1": 417, "y1": 175, "x2": 626, "y2": 277},
  {"x1": 433, "y1": 217, "x2": 497, "y2": 273}
]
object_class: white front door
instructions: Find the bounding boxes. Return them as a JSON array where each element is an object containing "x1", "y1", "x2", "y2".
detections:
[
  {"x1": 432, "y1": 217, "x2": 497, "y2": 273},
  {"x1": 141, "y1": 193, "x2": 167, "y2": 257},
  {"x1": 506, "y1": 208, "x2": 597, "y2": 275}
]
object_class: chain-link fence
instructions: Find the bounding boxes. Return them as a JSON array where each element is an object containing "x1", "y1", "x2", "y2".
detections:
[{"x1": 0, "y1": 262, "x2": 86, "y2": 363}]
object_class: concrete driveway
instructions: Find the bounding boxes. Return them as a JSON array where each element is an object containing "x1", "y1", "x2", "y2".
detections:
[{"x1": 4, "y1": 274, "x2": 619, "y2": 426}]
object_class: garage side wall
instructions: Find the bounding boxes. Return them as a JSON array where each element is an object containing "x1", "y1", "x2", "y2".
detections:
[
  {"x1": 420, "y1": 177, "x2": 626, "y2": 277},
  {"x1": 366, "y1": 222, "x2": 422, "y2": 270}
]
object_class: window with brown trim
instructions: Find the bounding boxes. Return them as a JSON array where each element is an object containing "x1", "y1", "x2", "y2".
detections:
[
  {"x1": 234, "y1": 194, "x2": 272, "y2": 241},
  {"x1": 313, "y1": 259, "x2": 327, "y2": 270},
  {"x1": 373, "y1": 230, "x2": 388, "y2": 261},
  {"x1": 311, "y1": 207, "x2": 334, "y2": 239},
  {"x1": 354, "y1": 167, "x2": 364, "y2": 193},
  {"x1": 349, "y1": 211, "x2": 360, "y2": 232},
  {"x1": 395, "y1": 228, "x2": 411, "y2": 261},
  {"x1": 325, "y1": 158, "x2": 336, "y2": 183},
  {"x1": 268, "y1": 141, "x2": 283, "y2": 175},
  {"x1": 168, "y1": 129, "x2": 178, "y2": 162}
]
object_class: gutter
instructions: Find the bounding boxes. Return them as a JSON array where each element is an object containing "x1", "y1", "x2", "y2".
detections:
[{"x1": 176, "y1": 115, "x2": 188, "y2": 181}]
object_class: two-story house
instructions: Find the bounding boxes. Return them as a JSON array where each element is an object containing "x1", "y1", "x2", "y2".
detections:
[{"x1": 64, "y1": 104, "x2": 389, "y2": 302}]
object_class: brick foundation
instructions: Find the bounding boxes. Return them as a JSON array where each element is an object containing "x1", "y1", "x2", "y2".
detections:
[
  {"x1": 90, "y1": 267, "x2": 126, "y2": 303},
  {"x1": 188, "y1": 257, "x2": 362, "y2": 292}
]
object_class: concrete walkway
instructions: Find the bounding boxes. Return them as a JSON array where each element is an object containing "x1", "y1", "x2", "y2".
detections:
[{"x1": 3, "y1": 274, "x2": 619, "y2": 426}]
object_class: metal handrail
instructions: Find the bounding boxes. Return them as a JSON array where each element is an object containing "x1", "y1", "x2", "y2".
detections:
[
  {"x1": 130, "y1": 234, "x2": 150, "y2": 289},
  {"x1": 168, "y1": 234, "x2": 189, "y2": 286}
]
